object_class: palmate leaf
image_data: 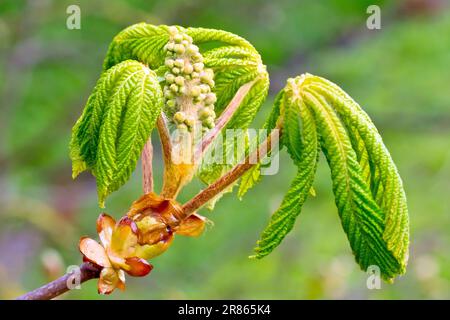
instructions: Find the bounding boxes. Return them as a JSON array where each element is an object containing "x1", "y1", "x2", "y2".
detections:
[
  {"x1": 253, "y1": 83, "x2": 319, "y2": 258},
  {"x1": 254, "y1": 74, "x2": 409, "y2": 281},
  {"x1": 70, "y1": 60, "x2": 163, "y2": 207}
]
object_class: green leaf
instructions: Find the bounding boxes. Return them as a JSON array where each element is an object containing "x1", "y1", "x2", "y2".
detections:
[
  {"x1": 306, "y1": 76, "x2": 409, "y2": 272},
  {"x1": 253, "y1": 82, "x2": 318, "y2": 258},
  {"x1": 103, "y1": 24, "x2": 170, "y2": 70},
  {"x1": 305, "y1": 88, "x2": 402, "y2": 279},
  {"x1": 253, "y1": 74, "x2": 409, "y2": 281},
  {"x1": 70, "y1": 60, "x2": 163, "y2": 207}
]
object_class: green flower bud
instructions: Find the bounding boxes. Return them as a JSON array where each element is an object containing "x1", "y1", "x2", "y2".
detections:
[
  {"x1": 200, "y1": 84, "x2": 210, "y2": 93},
  {"x1": 192, "y1": 53, "x2": 203, "y2": 62},
  {"x1": 183, "y1": 63, "x2": 194, "y2": 74},
  {"x1": 184, "y1": 117, "x2": 195, "y2": 128},
  {"x1": 168, "y1": 26, "x2": 178, "y2": 35},
  {"x1": 178, "y1": 86, "x2": 187, "y2": 95},
  {"x1": 174, "y1": 59, "x2": 184, "y2": 68},
  {"x1": 190, "y1": 86, "x2": 201, "y2": 97},
  {"x1": 165, "y1": 43, "x2": 175, "y2": 52},
  {"x1": 183, "y1": 34, "x2": 193, "y2": 42},
  {"x1": 174, "y1": 44, "x2": 185, "y2": 54},
  {"x1": 174, "y1": 111, "x2": 185, "y2": 123},
  {"x1": 191, "y1": 72, "x2": 199, "y2": 79},
  {"x1": 177, "y1": 123, "x2": 188, "y2": 132},
  {"x1": 193, "y1": 62, "x2": 204, "y2": 72},
  {"x1": 164, "y1": 89, "x2": 174, "y2": 99},
  {"x1": 199, "y1": 108, "x2": 211, "y2": 120},
  {"x1": 165, "y1": 58, "x2": 175, "y2": 68},
  {"x1": 204, "y1": 93, "x2": 217, "y2": 104},
  {"x1": 165, "y1": 73, "x2": 175, "y2": 83},
  {"x1": 172, "y1": 67, "x2": 180, "y2": 74},
  {"x1": 181, "y1": 40, "x2": 190, "y2": 46},
  {"x1": 174, "y1": 34, "x2": 183, "y2": 43},
  {"x1": 200, "y1": 73, "x2": 212, "y2": 83},
  {"x1": 166, "y1": 99, "x2": 176, "y2": 108},
  {"x1": 186, "y1": 44, "x2": 199, "y2": 55},
  {"x1": 170, "y1": 83, "x2": 179, "y2": 93},
  {"x1": 203, "y1": 117, "x2": 215, "y2": 129},
  {"x1": 175, "y1": 76, "x2": 184, "y2": 86}
]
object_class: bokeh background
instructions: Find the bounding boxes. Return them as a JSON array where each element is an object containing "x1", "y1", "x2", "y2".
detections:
[{"x1": 1, "y1": 0, "x2": 449, "y2": 299}]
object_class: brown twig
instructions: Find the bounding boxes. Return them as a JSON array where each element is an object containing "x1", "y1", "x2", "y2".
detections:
[
  {"x1": 16, "y1": 128, "x2": 281, "y2": 300},
  {"x1": 182, "y1": 128, "x2": 281, "y2": 216},
  {"x1": 157, "y1": 115, "x2": 172, "y2": 167},
  {"x1": 142, "y1": 138, "x2": 154, "y2": 193},
  {"x1": 16, "y1": 262, "x2": 101, "y2": 300}
]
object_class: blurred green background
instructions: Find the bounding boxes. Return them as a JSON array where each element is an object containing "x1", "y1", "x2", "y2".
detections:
[{"x1": 1, "y1": 0, "x2": 449, "y2": 299}]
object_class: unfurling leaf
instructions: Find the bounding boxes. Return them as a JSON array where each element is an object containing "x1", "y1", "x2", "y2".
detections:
[
  {"x1": 70, "y1": 60, "x2": 163, "y2": 207},
  {"x1": 253, "y1": 83, "x2": 318, "y2": 259},
  {"x1": 254, "y1": 74, "x2": 409, "y2": 281}
]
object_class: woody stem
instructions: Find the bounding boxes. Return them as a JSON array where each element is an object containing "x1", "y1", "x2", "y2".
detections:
[
  {"x1": 16, "y1": 262, "x2": 101, "y2": 300},
  {"x1": 182, "y1": 127, "x2": 281, "y2": 216}
]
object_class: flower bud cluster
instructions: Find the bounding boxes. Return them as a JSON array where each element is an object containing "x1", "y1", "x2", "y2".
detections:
[{"x1": 163, "y1": 27, "x2": 216, "y2": 133}]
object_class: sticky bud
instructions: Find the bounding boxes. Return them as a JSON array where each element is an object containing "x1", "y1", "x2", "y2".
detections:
[
  {"x1": 165, "y1": 73, "x2": 175, "y2": 83},
  {"x1": 174, "y1": 111, "x2": 185, "y2": 123},
  {"x1": 174, "y1": 44, "x2": 185, "y2": 54},
  {"x1": 174, "y1": 59, "x2": 184, "y2": 68},
  {"x1": 175, "y1": 76, "x2": 184, "y2": 86}
]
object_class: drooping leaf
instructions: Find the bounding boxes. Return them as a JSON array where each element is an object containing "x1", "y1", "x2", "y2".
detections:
[
  {"x1": 70, "y1": 60, "x2": 163, "y2": 207},
  {"x1": 253, "y1": 74, "x2": 409, "y2": 280},
  {"x1": 305, "y1": 76, "x2": 409, "y2": 271},
  {"x1": 254, "y1": 81, "x2": 318, "y2": 258}
]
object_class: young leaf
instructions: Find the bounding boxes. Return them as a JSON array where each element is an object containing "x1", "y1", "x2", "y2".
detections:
[
  {"x1": 304, "y1": 76, "x2": 409, "y2": 272},
  {"x1": 253, "y1": 74, "x2": 409, "y2": 280},
  {"x1": 304, "y1": 88, "x2": 402, "y2": 279},
  {"x1": 70, "y1": 60, "x2": 163, "y2": 207},
  {"x1": 253, "y1": 83, "x2": 318, "y2": 258}
]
